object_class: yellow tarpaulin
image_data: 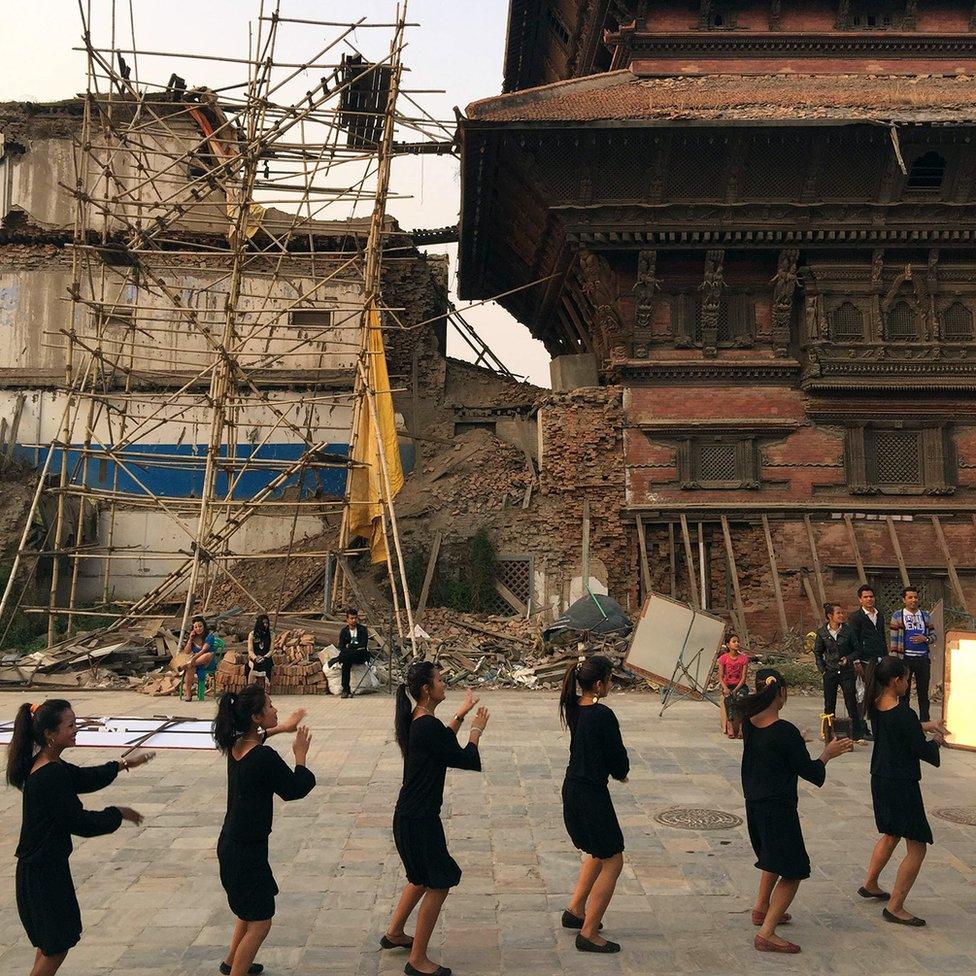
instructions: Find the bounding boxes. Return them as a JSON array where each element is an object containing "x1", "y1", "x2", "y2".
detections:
[{"x1": 345, "y1": 307, "x2": 404, "y2": 564}]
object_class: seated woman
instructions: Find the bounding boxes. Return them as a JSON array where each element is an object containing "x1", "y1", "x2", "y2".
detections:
[
  {"x1": 182, "y1": 616, "x2": 217, "y2": 702},
  {"x1": 247, "y1": 614, "x2": 274, "y2": 688}
]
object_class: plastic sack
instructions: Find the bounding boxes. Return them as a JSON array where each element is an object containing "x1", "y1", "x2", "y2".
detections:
[{"x1": 856, "y1": 675, "x2": 866, "y2": 704}]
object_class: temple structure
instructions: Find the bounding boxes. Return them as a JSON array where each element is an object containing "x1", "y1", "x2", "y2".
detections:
[{"x1": 459, "y1": 1, "x2": 976, "y2": 642}]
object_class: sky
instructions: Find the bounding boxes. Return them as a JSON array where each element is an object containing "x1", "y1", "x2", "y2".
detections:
[{"x1": 0, "y1": 1, "x2": 553, "y2": 386}]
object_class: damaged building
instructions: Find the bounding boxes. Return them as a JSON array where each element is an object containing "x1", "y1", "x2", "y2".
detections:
[{"x1": 459, "y1": 1, "x2": 976, "y2": 642}]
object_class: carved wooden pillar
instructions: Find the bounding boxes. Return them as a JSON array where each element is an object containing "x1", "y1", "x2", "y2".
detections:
[
  {"x1": 633, "y1": 249, "x2": 660, "y2": 346},
  {"x1": 925, "y1": 249, "x2": 940, "y2": 341},
  {"x1": 971, "y1": 2, "x2": 976, "y2": 31},
  {"x1": 698, "y1": 0, "x2": 713, "y2": 28},
  {"x1": 699, "y1": 250, "x2": 725, "y2": 358},
  {"x1": 769, "y1": 0, "x2": 783, "y2": 30},
  {"x1": 836, "y1": 0, "x2": 852, "y2": 30},
  {"x1": 903, "y1": 0, "x2": 918, "y2": 30},
  {"x1": 578, "y1": 250, "x2": 627, "y2": 363},
  {"x1": 770, "y1": 249, "x2": 799, "y2": 358}
]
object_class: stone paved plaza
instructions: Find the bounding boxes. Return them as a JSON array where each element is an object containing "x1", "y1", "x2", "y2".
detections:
[{"x1": 1, "y1": 688, "x2": 975, "y2": 976}]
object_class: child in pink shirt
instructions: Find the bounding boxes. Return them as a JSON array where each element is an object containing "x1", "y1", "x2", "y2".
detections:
[{"x1": 718, "y1": 635, "x2": 749, "y2": 738}]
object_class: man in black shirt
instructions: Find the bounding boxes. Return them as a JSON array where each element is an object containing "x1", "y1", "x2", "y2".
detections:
[
  {"x1": 848, "y1": 584, "x2": 888, "y2": 722},
  {"x1": 329, "y1": 608, "x2": 370, "y2": 699},
  {"x1": 814, "y1": 603, "x2": 868, "y2": 742}
]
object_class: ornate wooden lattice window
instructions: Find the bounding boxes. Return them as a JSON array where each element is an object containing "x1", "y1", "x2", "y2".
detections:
[
  {"x1": 679, "y1": 437, "x2": 760, "y2": 490},
  {"x1": 848, "y1": 2, "x2": 898, "y2": 29},
  {"x1": 671, "y1": 293, "x2": 755, "y2": 346},
  {"x1": 487, "y1": 556, "x2": 532, "y2": 617},
  {"x1": 941, "y1": 301, "x2": 974, "y2": 342},
  {"x1": 699, "y1": 3, "x2": 738, "y2": 29},
  {"x1": 830, "y1": 301, "x2": 865, "y2": 342},
  {"x1": 846, "y1": 426, "x2": 954, "y2": 495},
  {"x1": 885, "y1": 300, "x2": 919, "y2": 342},
  {"x1": 906, "y1": 152, "x2": 947, "y2": 194}
]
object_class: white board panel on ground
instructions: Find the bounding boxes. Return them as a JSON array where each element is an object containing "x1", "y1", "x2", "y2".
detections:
[
  {"x1": 625, "y1": 591, "x2": 727, "y2": 693},
  {"x1": 0, "y1": 716, "x2": 216, "y2": 751}
]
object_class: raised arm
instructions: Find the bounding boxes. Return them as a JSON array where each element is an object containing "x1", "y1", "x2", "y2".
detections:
[
  {"x1": 426, "y1": 717, "x2": 482, "y2": 772},
  {"x1": 65, "y1": 760, "x2": 120, "y2": 794},
  {"x1": 785, "y1": 725, "x2": 828, "y2": 788},
  {"x1": 265, "y1": 729, "x2": 316, "y2": 801}
]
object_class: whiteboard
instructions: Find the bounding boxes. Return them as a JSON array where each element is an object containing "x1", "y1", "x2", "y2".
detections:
[
  {"x1": 0, "y1": 716, "x2": 217, "y2": 751},
  {"x1": 625, "y1": 591, "x2": 727, "y2": 692}
]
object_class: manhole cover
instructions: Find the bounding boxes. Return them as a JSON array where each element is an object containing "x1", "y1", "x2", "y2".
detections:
[
  {"x1": 654, "y1": 807, "x2": 743, "y2": 830},
  {"x1": 933, "y1": 807, "x2": 976, "y2": 826}
]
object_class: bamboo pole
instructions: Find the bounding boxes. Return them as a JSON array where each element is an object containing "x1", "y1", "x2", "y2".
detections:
[{"x1": 761, "y1": 514, "x2": 789, "y2": 638}]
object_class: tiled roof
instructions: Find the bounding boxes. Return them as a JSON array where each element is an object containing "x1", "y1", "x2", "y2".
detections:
[{"x1": 466, "y1": 69, "x2": 976, "y2": 124}]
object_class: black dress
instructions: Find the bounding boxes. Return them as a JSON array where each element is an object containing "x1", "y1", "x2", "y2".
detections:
[
  {"x1": 741, "y1": 719, "x2": 825, "y2": 880},
  {"x1": 562, "y1": 702, "x2": 630, "y2": 860},
  {"x1": 393, "y1": 714, "x2": 481, "y2": 889},
  {"x1": 16, "y1": 760, "x2": 123, "y2": 956},
  {"x1": 217, "y1": 741, "x2": 316, "y2": 920},
  {"x1": 870, "y1": 700, "x2": 939, "y2": 844}
]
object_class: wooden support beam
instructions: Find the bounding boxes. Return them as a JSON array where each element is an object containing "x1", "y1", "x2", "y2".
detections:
[
  {"x1": 803, "y1": 515, "x2": 828, "y2": 610},
  {"x1": 679, "y1": 513, "x2": 700, "y2": 610},
  {"x1": 668, "y1": 523, "x2": 677, "y2": 598},
  {"x1": 494, "y1": 578, "x2": 528, "y2": 617},
  {"x1": 930, "y1": 516, "x2": 968, "y2": 613},
  {"x1": 761, "y1": 514, "x2": 789, "y2": 637},
  {"x1": 885, "y1": 516, "x2": 911, "y2": 588},
  {"x1": 635, "y1": 516, "x2": 652, "y2": 598},
  {"x1": 581, "y1": 499, "x2": 591, "y2": 591},
  {"x1": 416, "y1": 530, "x2": 442, "y2": 621},
  {"x1": 720, "y1": 516, "x2": 751, "y2": 648},
  {"x1": 843, "y1": 514, "x2": 867, "y2": 585},
  {"x1": 802, "y1": 572, "x2": 822, "y2": 628}
]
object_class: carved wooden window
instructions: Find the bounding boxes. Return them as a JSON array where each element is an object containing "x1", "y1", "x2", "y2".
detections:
[
  {"x1": 941, "y1": 301, "x2": 974, "y2": 342},
  {"x1": 701, "y1": 4, "x2": 738, "y2": 29},
  {"x1": 679, "y1": 437, "x2": 760, "y2": 490},
  {"x1": 693, "y1": 294, "x2": 755, "y2": 345},
  {"x1": 850, "y1": 3, "x2": 897, "y2": 29},
  {"x1": 545, "y1": 5, "x2": 571, "y2": 46},
  {"x1": 846, "y1": 426, "x2": 954, "y2": 495},
  {"x1": 830, "y1": 301, "x2": 865, "y2": 342},
  {"x1": 906, "y1": 152, "x2": 946, "y2": 194},
  {"x1": 885, "y1": 300, "x2": 919, "y2": 342}
]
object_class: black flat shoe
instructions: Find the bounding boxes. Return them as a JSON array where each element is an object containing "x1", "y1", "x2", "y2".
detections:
[
  {"x1": 561, "y1": 910, "x2": 602, "y2": 930},
  {"x1": 883, "y1": 908, "x2": 926, "y2": 927},
  {"x1": 381, "y1": 934, "x2": 414, "y2": 950},
  {"x1": 857, "y1": 886, "x2": 891, "y2": 901},
  {"x1": 575, "y1": 934, "x2": 620, "y2": 954},
  {"x1": 404, "y1": 964, "x2": 451, "y2": 976},
  {"x1": 219, "y1": 963, "x2": 263, "y2": 974}
]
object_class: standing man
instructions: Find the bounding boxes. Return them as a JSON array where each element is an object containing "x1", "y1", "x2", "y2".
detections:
[
  {"x1": 329, "y1": 607, "x2": 371, "y2": 699},
  {"x1": 890, "y1": 586, "x2": 937, "y2": 722},
  {"x1": 848, "y1": 584, "x2": 888, "y2": 721},
  {"x1": 814, "y1": 603, "x2": 867, "y2": 742}
]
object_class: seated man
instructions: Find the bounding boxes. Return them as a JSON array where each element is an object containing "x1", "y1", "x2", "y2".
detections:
[{"x1": 329, "y1": 607, "x2": 370, "y2": 699}]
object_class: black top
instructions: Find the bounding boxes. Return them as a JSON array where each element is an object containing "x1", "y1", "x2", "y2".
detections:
[
  {"x1": 870, "y1": 700, "x2": 940, "y2": 781},
  {"x1": 848, "y1": 607, "x2": 888, "y2": 661},
  {"x1": 16, "y1": 760, "x2": 123, "y2": 864},
  {"x1": 565, "y1": 702, "x2": 630, "y2": 787},
  {"x1": 741, "y1": 718, "x2": 826, "y2": 802},
  {"x1": 813, "y1": 623, "x2": 859, "y2": 673},
  {"x1": 220, "y1": 743, "x2": 316, "y2": 844},
  {"x1": 338, "y1": 624, "x2": 369, "y2": 654},
  {"x1": 395, "y1": 715, "x2": 481, "y2": 819}
]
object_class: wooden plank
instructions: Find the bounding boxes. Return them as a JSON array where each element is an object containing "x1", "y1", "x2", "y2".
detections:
[
  {"x1": 803, "y1": 515, "x2": 828, "y2": 609},
  {"x1": 4, "y1": 393, "x2": 25, "y2": 463},
  {"x1": 416, "y1": 531, "x2": 442, "y2": 621},
  {"x1": 761, "y1": 514, "x2": 788, "y2": 637},
  {"x1": 635, "y1": 516, "x2": 652, "y2": 598},
  {"x1": 493, "y1": 578, "x2": 528, "y2": 616},
  {"x1": 802, "y1": 573, "x2": 822, "y2": 628},
  {"x1": 885, "y1": 516, "x2": 911, "y2": 589},
  {"x1": 581, "y1": 498, "x2": 591, "y2": 591},
  {"x1": 843, "y1": 514, "x2": 867, "y2": 585},
  {"x1": 679, "y1": 514, "x2": 700, "y2": 610},
  {"x1": 720, "y1": 516, "x2": 750, "y2": 647},
  {"x1": 668, "y1": 523, "x2": 677, "y2": 598},
  {"x1": 335, "y1": 555, "x2": 380, "y2": 622},
  {"x1": 930, "y1": 516, "x2": 968, "y2": 613}
]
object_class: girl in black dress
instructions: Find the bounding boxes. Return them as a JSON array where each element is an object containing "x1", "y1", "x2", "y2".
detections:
[
  {"x1": 558, "y1": 655, "x2": 629, "y2": 954},
  {"x1": 859, "y1": 655, "x2": 944, "y2": 926},
  {"x1": 384, "y1": 661, "x2": 488, "y2": 976},
  {"x1": 246, "y1": 613, "x2": 274, "y2": 687},
  {"x1": 738, "y1": 669, "x2": 851, "y2": 955},
  {"x1": 212, "y1": 686, "x2": 314, "y2": 976},
  {"x1": 7, "y1": 699, "x2": 152, "y2": 976}
]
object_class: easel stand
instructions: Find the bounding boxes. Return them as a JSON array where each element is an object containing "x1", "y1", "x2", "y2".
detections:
[{"x1": 659, "y1": 614, "x2": 719, "y2": 716}]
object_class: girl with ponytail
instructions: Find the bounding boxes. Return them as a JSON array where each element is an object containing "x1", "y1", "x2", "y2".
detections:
[
  {"x1": 7, "y1": 700, "x2": 151, "y2": 975},
  {"x1": 212, "y1": 687, "x2": 312, "y2": 976},
  {"x1": 558, "y1": 655, "x2": 629, "y2": 954},
  {"x1": 738, "y1": 669, "x2": 852, "y2": 954},
  {"x1": 384, "y1": 661, "x2": 488, "y2": 976},
  {"x1": 858, "y1": 655, "x2": 944, "y2": 926}
]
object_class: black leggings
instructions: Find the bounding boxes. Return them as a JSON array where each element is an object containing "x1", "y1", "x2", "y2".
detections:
[
  {"x1": 902, "y1": 656, "x2": 931, "y2": 723},
  {"x1": 823, "y1": 669, "x2": 865, "y2": 739}
]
